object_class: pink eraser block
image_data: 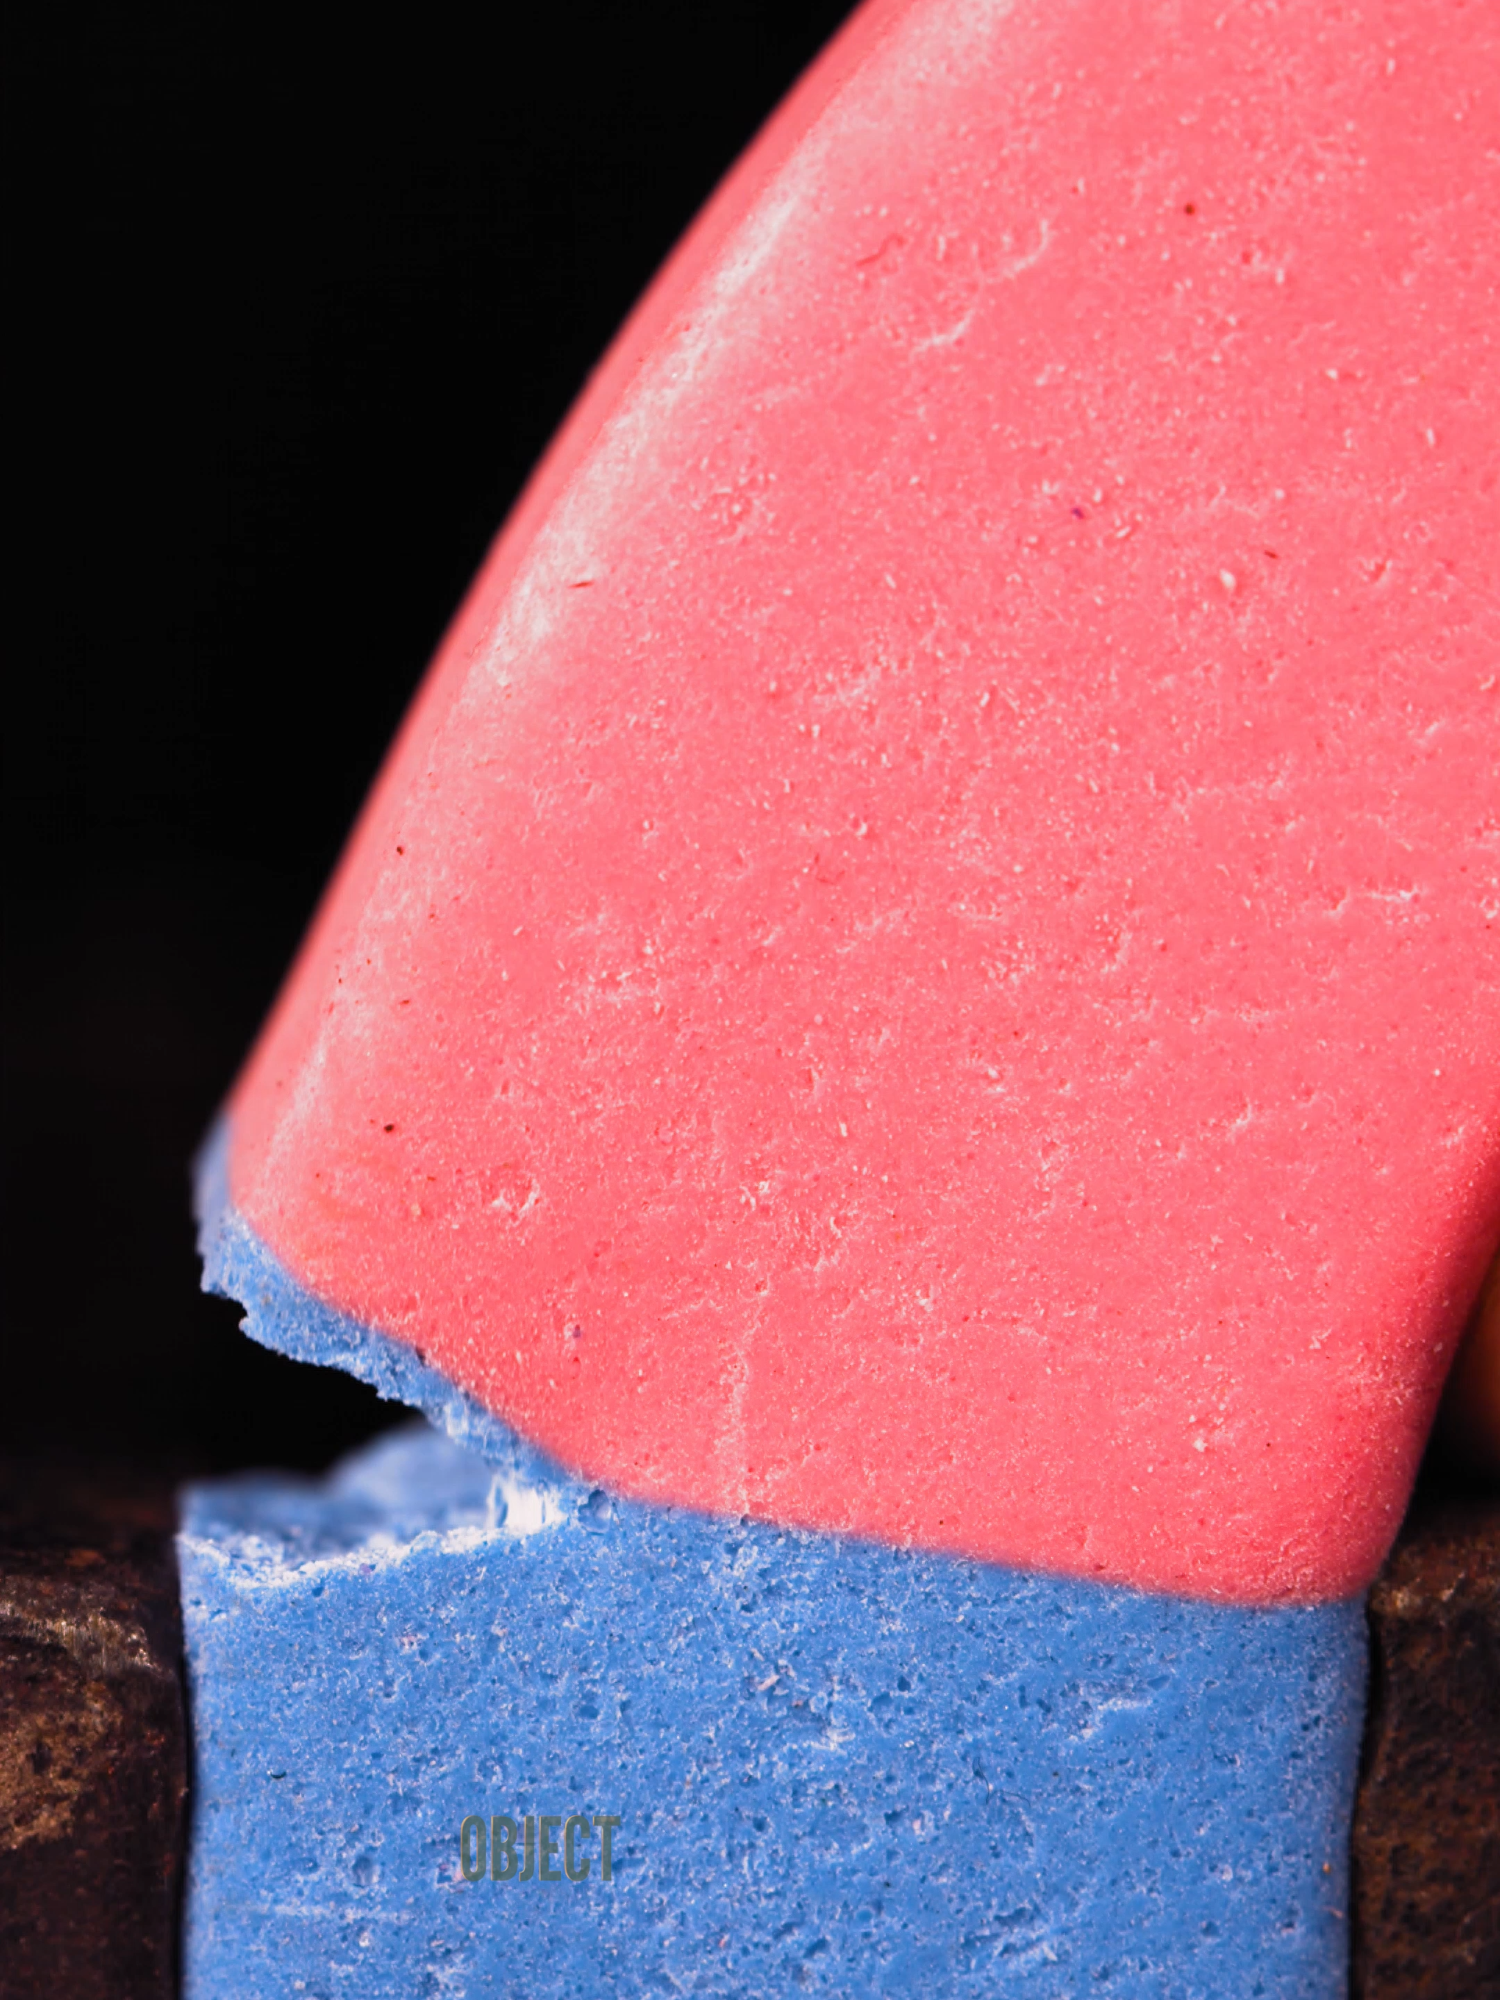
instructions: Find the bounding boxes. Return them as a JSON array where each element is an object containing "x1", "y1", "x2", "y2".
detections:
[{"x1": 219, "y1": 0, "x2": 1500, "y2": 1603}]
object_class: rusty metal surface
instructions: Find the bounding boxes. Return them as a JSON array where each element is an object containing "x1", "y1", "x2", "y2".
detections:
[
  {"x1": 1353, "y1": 1492, "x2": 1500, "y2": 1999},
  {"x1": 0, "y1": 1464, "x2": 187, "y2": 1999}
]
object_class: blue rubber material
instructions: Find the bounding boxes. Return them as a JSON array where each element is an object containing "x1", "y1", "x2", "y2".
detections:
[{"x1": 178, "y1": 1320, "x2": 1366, "y2": 2000}]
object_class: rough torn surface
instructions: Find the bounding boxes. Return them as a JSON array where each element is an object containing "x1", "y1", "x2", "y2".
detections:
[
  {"x1": 1352, "y1": 1491, "x2": 1500, "y2": 1999},
  {"x1": 179, "y1": 1422, "x2": 1365, "y2": 1999},
  {"x1": 197, "y1": 1115, "x2": 535, "y2": 1471},
  {"x1": 0, "y1": 1462, "x2": 187, "y2": 2000}
]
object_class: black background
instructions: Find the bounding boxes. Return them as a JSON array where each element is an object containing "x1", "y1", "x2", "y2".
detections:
[{"x1": 5, "y1": 2, "x2": 857, "y2": 1473}]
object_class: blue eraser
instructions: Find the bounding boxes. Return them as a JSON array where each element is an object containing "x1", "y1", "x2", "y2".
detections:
[{"x1": 179, "y1": 1421, "x2": 1364, "y2": 1997}]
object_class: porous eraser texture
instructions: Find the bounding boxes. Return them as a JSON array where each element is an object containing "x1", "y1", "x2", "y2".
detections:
[
  {"x1": 178, "y1": 1423, "x2": 1365, "y2": 1999},
  {"x1": 214, "y1": 0, "x2": 1500, "y2": 1603}
]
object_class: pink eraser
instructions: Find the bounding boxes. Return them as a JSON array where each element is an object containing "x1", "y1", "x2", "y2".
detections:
[{"x1": 217, "y1": 0, "x2": 1499, "y2": 1603}]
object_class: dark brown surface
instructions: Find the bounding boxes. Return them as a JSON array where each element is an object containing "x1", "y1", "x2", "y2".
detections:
[
  {"x1": 0, "y1": 1464, "x2": 187, "y2": 2000},
  {"x1": 1352, "y1": 1490, "x2": 1500, "y2": 1999}
]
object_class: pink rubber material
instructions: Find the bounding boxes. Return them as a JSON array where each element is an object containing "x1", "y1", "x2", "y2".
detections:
[{"x1": 227, "y1": 0, "x2": 1500, "y2": 1603}]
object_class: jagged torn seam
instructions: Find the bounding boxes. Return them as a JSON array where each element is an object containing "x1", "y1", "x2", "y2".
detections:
[{"x1": 194, "y1": 1114, "x2": 570, "y2": 1493}]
